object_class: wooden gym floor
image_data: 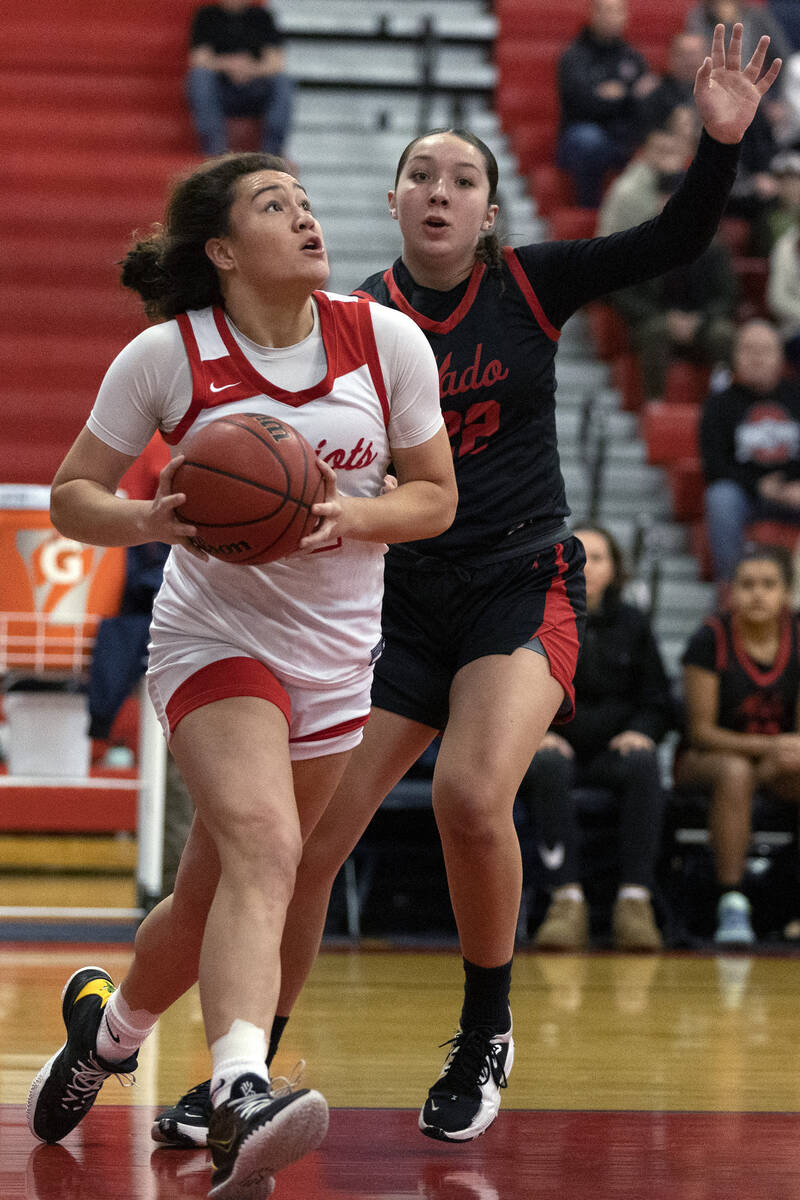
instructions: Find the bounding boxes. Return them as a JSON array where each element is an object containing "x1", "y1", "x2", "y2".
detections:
[{"x1": 2, "y1": 944, "x2": 800, "y2": 1199}]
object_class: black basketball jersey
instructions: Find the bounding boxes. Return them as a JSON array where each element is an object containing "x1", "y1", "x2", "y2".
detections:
[
  {"x1": 683, "y1": 612, "x2": 800, "y2": 734},
  {"x1": 356, "y1": 131, "x2": 738, "y2": 562}
]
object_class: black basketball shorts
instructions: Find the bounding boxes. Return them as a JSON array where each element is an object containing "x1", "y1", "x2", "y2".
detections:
[{"x1": 371, "y1": 535, "x2": 586, "y2": 730}]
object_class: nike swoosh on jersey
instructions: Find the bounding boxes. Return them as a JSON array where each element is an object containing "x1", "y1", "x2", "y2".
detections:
[
  {"x1": 538, "y1": 842, "x2": 565, "y2": 871},
  {"x1": 209, "y1": 382, "x2": 239, "y2": 392}
]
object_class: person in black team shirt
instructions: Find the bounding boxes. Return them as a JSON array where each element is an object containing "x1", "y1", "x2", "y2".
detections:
[
  {"x1": 675, "y1": 547, "x2": 800, "y2": 945},
  {"x1": 154, "y1": 24, "x2": 781, "y2": 1151},
  {"x1": 522, "y1": 524, "x2": 673, "y2": 952},
  {"x1": 186, "y1": 0, "x2": 294, "y2": 157}
]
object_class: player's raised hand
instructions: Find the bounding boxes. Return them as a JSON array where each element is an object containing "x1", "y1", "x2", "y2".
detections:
[{"x1": 694, "y1": 22, "x2": 782, "y2": 144}]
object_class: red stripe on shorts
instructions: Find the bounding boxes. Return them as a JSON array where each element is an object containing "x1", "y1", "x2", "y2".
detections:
[
  {"x1": 165, "y1": 657, "x2": 291, "y2": 735},
  {"x1": 290, "y1": 712, "x2": 370, "y2": 744},
  {"x1": 537, "y1": 542, "x2": 581, "y2": 720}
]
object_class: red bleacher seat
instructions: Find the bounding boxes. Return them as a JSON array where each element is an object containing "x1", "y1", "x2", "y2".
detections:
[
  {"x1": 734, "y1": 257, "x2": 769, "y2": 319},
  {"x1": 689, "y1": 519, "x2": 713, "y2": 580},
  {"x1": 663, "y1": 361, "x2": 711, "y2": 406},
  {"x1": 744, "y1": 520, "x2": 800, "y2": 554},
  {"x1": 510, "y1": 121, "x2": 558, "y2": 172},
  {"x1": 494, "y1": 0, "x2": 585, "y2": 40},
  {"x1": 549, "y1": 206, "x2": 597, "y2": 241},
  {"x1": 529, "y1": 165, "x2": 574, "y2": 217},
  {"x1": 586, "y1": 302, "x2": 628, "y2": 361},
  {"x1": 667, "y1": 458, "x2": 705, "y2": 521},
  {"x1": 642, "y1": 400, "x2": 700, "y2": 465},
  {"x1": 611, "y1": 352, "x2": 645, "y2": 412}
]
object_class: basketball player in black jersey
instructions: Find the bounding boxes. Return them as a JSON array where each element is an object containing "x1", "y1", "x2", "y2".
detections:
[
  {"x1": 154, "y1": 23, "x2": 782, "y2": 1149},
  {"x1": 676, "y1": 547, "x2": 800, "y2": 944}
]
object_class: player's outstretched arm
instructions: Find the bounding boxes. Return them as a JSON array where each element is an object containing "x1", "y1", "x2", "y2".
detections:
[{"x1": 694, "y1": 22, "x2": 782, "y2": 144}]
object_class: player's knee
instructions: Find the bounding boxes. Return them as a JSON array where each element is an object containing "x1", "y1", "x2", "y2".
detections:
[{"x1": 433, "y1": 778, "x2": 507, "y2": 846}]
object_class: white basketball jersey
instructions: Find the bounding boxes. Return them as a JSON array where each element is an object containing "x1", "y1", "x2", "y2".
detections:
[{"x1": 152, "y1": 294, "x2": 393, "y2": 687}]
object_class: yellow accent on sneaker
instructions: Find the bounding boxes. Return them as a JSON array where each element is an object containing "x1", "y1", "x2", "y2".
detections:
[{"x1": 73, "y1": 978, "x2": 115, "y2": 1007}]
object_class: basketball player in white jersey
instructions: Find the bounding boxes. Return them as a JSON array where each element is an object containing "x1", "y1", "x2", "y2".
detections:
[{"x1": 26, "y1": 152, "x2": 457, "y2": 1200}]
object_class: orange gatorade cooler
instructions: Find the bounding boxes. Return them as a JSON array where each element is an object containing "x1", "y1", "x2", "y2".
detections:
[
  {"x1": 0, "y1": 484, "x2": 126, "y2": 776},
  {"x1": 0, "y1": 484, "x2": 126, "y2": 674}
]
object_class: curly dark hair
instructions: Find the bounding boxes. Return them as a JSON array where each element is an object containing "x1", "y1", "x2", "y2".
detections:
[
  {"x1": 393, "y1": 128, "x2": 504, "y2": 271},
  {"x1": 120, "y1": 152, "x2": 289, "y2": 321}
]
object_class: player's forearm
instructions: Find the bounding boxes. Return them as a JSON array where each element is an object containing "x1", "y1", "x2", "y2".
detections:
[
  {"x1": 341, "y1": 479, "x2": 457, "y2": 544},
  {"x1": 50, "y1": 479, "x2": 153, "y2": 548}
]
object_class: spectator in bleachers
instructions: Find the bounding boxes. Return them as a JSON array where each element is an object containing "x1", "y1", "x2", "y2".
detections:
[
  {"x1": 686, "y1": 1, "x2": 792, "y2": 69},
  {"x1": 556, "y1": 0, "x2": 659, "y2": 208},
  {"x1": 597, "y1": 125, "x2": 691, "y2": 235},
  {"x1": 608, "y1": 170, "x2": 737, "y2": 400},
  {"x1": 752, "y1": 147, "x2": 800, "y2": 255},
  {"x1": 638, "y1": 32, "x2": 707, "y2": 141},
  {"x1": 674, "y1": 545, "x2": 800, "y2": 944},
  {"x1": 521, "y1": 523, "x2": 673, "y2": 951},
  {"x1": 767, "y1": 208, "x2": 800, "y2": 371},
  {"x1": 776, "y1": 51, "x2": 800, "y2": 146},
  {"x1": 186, "y1": 0, "x2": 294, "y2": 157},
  {"x1": 700, "y1": 318, "x2": 800, "y2": 585}
]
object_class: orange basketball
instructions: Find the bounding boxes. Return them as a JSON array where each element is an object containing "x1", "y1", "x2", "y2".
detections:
[{"x1": 173, "y1": 412, "x2": 325, "y2": 564}]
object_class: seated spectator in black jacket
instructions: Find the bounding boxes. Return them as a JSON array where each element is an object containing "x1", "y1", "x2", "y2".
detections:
[
  {"x1": 609, "y1": 170, "x2": 737, "y2": 400},
  {"x1": 638, "y1": 31, "x2": 707, "y2": 141},
  {"x1": 186, "y1": 0, "x2": 294, "y2": 157},
  {"x1": 701, "y1": 319, "x2": 800, "y2": 585},
  {"x1": 519, "y1": 523, "x2": 674, "y2": 951},
  {"x1": 674, "y1": 546, "x2": 800, "y2": 945},
  {"x1": 556, "y1": 0, "x2": 658, "y2": 208}
]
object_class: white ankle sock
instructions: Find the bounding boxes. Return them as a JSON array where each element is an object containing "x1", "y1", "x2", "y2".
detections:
[
  {"x1": 554, "y1": 885, "x2": 584, "y2": 903},
  {"x1": 210, "y1": 1019, "x2": 269, "y2": 1107},
  {"x1": 95, "y1": 988, "x2": 159, "y2": 1062},
  {"x1": 618, "y1": 885, "x2": 650, "y2": 902}
]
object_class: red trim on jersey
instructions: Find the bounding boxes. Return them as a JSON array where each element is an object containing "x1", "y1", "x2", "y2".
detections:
[
  {"x1": 731, "y1": 610, "x2": 792, "y2": 687},
  {"x1": 165, "y1": 657, "x2": 291, "y2": 735},
  {"x1": 356, "y1": 299, "x2": 390, "y2": 427},
  {"x1": 384, "y1": 263, "x2": 487, "y2": 334},
  {"x1": 706, "y1": 615, "x2": 728, "y2": 673},
  {"x1": 536, "y1": 542, "x2": 580, "y2": 718},
  {"x1": 211, "y1": 300, "x2": 339, "y2": 407},
  {"x1": 503, "y1": 247, "x2": 561, "y2": 342},
  {"x1": 165, "y1": 314, "x2": 207, "y2": 445},
  {"x1": 352, "y1": 289, "x2": 374, "y2": 301},
  {"x1": 289, "y1": 712, "x2": 370, "y2": 744}
]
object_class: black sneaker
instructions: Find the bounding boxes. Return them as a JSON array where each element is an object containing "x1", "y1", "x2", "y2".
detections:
[
  {"x1": 208, "y1": 1073, "x2": 329, "y2": 1200},
  {"x1": 418, "y1": 1018, "x2": 514, "y2": 1142},
  {"x1": 151, "y1": 1078, "x2": 212, "y2": 1147},
  {"x1": 27, "y1": 966, "x2": 138, "y2": 1143}
]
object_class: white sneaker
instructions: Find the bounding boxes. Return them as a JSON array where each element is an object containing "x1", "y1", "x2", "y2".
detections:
[
  {"x1": 714, "y1": 891, "x2": 755, "y2": 945},
  {"x1": 418, "y1": 1015, "x2": 513, "y2": 1142}
]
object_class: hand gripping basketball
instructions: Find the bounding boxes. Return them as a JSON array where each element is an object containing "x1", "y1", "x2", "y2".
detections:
[{"x1": 172, "y1": 412, "x2": 326, "y2": 564}]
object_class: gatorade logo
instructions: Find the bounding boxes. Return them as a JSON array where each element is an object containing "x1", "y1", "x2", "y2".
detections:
[{"x1": 15, "y1": 529, "x2": 100, "y2": 621}]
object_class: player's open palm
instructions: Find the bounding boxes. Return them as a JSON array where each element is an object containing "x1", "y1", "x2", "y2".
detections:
[{"x1": 694, "y1": 22, "x2": 782, "y2": 144}]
